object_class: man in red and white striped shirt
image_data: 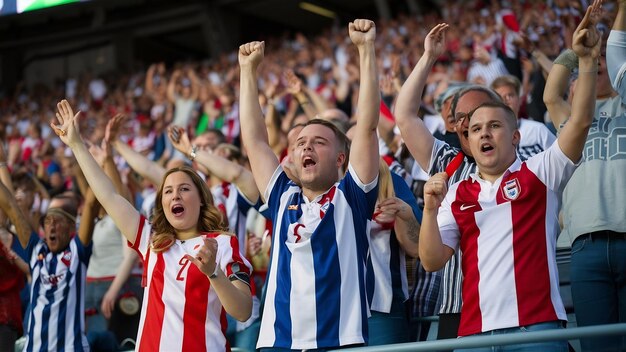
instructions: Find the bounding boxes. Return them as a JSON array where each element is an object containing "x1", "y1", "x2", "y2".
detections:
[{"x1": 419, "y1": 4, "x2": 601, "y2": 348}]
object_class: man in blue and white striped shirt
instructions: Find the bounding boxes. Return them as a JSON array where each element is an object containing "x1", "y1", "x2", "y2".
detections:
[
  {"x1": 239, "y1": 19, "x2": 380, "y2": 350},
  {"x1": 15, "y1": 194, "x2": 97, "y2": 352}
]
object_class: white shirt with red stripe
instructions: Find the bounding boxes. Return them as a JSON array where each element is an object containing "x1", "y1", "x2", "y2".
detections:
[
  {"x1": 130, "y1": 216, "x2": 252, "y2": 352},
  {"x1": 437, "y1": 142, "x2": 574, "y2": 336}
]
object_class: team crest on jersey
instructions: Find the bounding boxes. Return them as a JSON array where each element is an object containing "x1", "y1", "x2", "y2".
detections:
[
  {"x1": 61, "y1": 250, "x2": 72, "y2": 267},
  {"x1": 320, "y1": 200, "x2": 330, "y2": 215},
  {"x1": 288, "y1": 205, "x2": 298, "y2": 210},
  {"x1": 502, "y1": 179, "x2": 521, "y2": 200}
]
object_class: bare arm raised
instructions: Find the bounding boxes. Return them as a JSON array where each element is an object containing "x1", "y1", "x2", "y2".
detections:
[
  {"x1": 394, "y1": 23, "x2": 449, "y2": 171},
  {"x1": 168, "y1": 126, "x2": 260, "y2": 203},
  {"x1": 107, "y1": 114, "x2": 166, "y2": 187},
  {"x1": 543, "y1": 54, "x2": 574, "y2": 130},
  {"x1": 348, "y1": 19, "x2": 380, "y2": 184},
  {"x1": 0, "y1": 180, "x2": 32, "y2": 248},
  {"x1": 52, "y1": 100, "x2": 141, "y2": 245},
  {"x1": 558, "y1": 0, "x2": 602, "y2": 162},
  {"x1": 239, "y1": 41, "x2": 280, "y2": 201}
]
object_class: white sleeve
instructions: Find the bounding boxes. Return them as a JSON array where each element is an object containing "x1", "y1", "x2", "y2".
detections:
[
  {"x1": 607, "y1": 30, "x2": 626, "y2": 101},
  {"x1": 524, "y1": 141, "x2": 578, "y2": 193},
  {"x1": 437, "y1": 182, "x2": 461, "y2": 251}
]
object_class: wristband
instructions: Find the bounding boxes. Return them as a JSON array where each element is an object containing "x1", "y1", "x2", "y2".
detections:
[
  {"x1": 188, "y1": 145, "x2": 197, "y2": 161},
  {"x1": 208, "y1": 265, "x2": 219, "y2": 279},
  {"x1": 553, "y1": 49, "x2": 579, "y2": 72}
]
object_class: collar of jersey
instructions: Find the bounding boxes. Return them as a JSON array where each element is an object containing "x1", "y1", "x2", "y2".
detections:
[{"x1": 470, "y1": 157, "x2": 522, "y2": 184}]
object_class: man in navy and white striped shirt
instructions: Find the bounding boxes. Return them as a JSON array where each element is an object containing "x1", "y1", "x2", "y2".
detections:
[
  {"x1": 239, "y1": 19, "x2": 380, "y2": 350},
  {"x1": 15, "y1": 194, "x2": 97, "y2": 352}
]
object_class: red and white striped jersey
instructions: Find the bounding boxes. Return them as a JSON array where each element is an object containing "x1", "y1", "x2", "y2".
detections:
[
  {"x1": 130, "y1": 216, "x2": 252, "y2": 352},
  {"x1": 438, "y1": 143, "x2": 575, "y2": 336}
]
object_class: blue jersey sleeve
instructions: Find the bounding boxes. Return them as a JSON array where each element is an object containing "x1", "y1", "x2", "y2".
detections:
[
  {"x1": 12, "y1": 231, "x2": 38, "y2": 262},
  {"x1": 73, "y1": 235, "x2": 93, "y2": 265}
]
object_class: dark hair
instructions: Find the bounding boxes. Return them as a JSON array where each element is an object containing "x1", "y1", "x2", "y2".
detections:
[
  {"x1": 151, "y1": 165, "x2": 227, "y2": 252},
  {"x1": 11, "y1": 171, "x2": 36, "y2": 191},
  {"x1": 202, "y1": 128, "x2": 226, "y2": 145}
]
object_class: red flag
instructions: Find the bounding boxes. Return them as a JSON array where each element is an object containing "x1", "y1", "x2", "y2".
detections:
[{"x1": 380, "y1": 101, "x2": 394, "y2": 122}]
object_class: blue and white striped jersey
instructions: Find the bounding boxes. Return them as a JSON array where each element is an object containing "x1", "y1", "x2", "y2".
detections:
[
  {"x1": 366, "y1": 172, "x2": 421, "y2": 313},
  {"x1": 257, "y1": 164, "x2": 378, "y2": 350},
  {"x1": 23, "y1": 232, "x2": 92, "y2": 352}
]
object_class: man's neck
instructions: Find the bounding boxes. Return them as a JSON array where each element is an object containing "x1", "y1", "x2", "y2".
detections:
[
  {"x1": 478, "y1": 157, "x2": 517, "y2": 184},
  {"x1": 302, "y1": 184, "x2": 334, "y2": 201}
]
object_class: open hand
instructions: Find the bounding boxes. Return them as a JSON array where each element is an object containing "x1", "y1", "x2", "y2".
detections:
[
  {"x1": 572, "y1": 0, "x2": 602, "y2": 59},
  {"x1": 424, "y1": 23, "x2": 449, "y2": 59},
  {"x1": 167, "y1": 125, "x2": 192, "y2": 155},
  {"x1": 52, "y1": 99, "x2": 82, "y2": 147}
]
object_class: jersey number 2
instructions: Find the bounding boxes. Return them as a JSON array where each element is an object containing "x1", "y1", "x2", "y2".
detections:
[{"x1": 177, "y1": 257, "x2": 190, "y2": 281}]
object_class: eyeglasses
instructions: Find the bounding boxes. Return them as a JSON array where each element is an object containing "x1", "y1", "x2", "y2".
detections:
[
  {"x1": 43, "y1": 216, "x2": 68, "y2": 227},
  {"x1": 453, "y1": 112, "x2": 469, "y2": 124}
]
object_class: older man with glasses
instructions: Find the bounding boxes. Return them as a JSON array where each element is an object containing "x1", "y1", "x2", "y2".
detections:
[{"x1": 395, "y1": 23, "x2": 503, "y2": 342}]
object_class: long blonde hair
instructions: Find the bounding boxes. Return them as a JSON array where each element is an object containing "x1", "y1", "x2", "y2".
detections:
[
  {"x1": 377, "y1": 158, "x2": 395, "y2": 203},
  {"x1": 150, "y1": 166, "x2": 227, "y2": 252}
]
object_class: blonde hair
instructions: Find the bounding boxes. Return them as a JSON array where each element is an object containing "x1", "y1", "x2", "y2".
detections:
[
  {"x1": 377, "y1": 159, "x2": 395, "y2": 203},
  {"x1": 150, "y1": 166, "x2": 227, "y2": 252}
]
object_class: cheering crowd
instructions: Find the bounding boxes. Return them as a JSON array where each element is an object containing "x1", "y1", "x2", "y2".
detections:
[{"x1": 1, "y1": 0, "x2": 625, "y2": 351}]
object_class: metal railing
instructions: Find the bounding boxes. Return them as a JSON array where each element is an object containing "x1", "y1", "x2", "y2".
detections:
[{"x1": 331, "y1": 323, "x2": 626, "y2": 351}]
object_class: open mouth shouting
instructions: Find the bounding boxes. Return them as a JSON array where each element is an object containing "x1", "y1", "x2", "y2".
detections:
[
  {"x1": 302, "y1": 156, "x2": 316, "y2": 170},
  {"x1": 47, "y1": 233, "x2": 58, "y2": 246},
  {"x1": 171, "y1": 204, "x2": 185, "y2": 217},
  {"x1": 480, "y1": 142, "x2": 494, "y2": 154}
]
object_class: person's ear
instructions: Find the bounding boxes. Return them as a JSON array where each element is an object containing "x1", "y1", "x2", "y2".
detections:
[
  {"x1": 336, "y1": 152, "x2": 346, "y2": 167},
  {"x1": 512, "y1": 129, "x2": 521, "y2": 147}
]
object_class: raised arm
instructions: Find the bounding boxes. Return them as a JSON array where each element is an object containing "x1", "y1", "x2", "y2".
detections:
[
  {"x1": 607, "y1": 0, "x2": 626, "y2": 99},
  {"x1": 168, "y1": 126, "x2": 260, "y2": 203},
  {"x1": 543, "y1": 50, "x2": 576, "y2": 130},
  {"x1": 166, "y1": 69, "x2": 180, "y2": 103},
  {"x1": 239, "y1": 41, "x2": 280, "y2": 200},
  {"x1": 348, "y1": 19, "x2": 380, "y2": 184},
  {"x1": 89, "y1": 135, "x2": 134, "y2": 204},
  {"x1": 394, "y1": 24, "x2": 448, "y2": 170},
  {"x1": 145, "y1": 64, "x2": 157, "y2": 94},
  {"x1": 0, "y1": 180, "x2": 32, "y2": 249},
  {"x1": 107, "y1": 114, "x2": 166, "y2": 187},
  {"x1": 419, "y1": 172, "x2": 454, "y2": 272},
  {"x1": 285, "y1": 70, "x2": 318, "y2": 120},
  {"x1": 77, "y1": 188, "x2": 99, "y2": 247},
  {"x1": 187, "y1": 68, "x2": 201, "y2": 101},
  {"x1": 52, "y1": 100, "x2": 141, "y2": 244},
  {"x1": 558, "y1": 1, "x2": 602, "y2": 162},
  {"x1": 0, "y1": 143, "x2": 13, "y2": 193}
]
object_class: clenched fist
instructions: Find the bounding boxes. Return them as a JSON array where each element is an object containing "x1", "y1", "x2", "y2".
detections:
[
  {"x1": 423, "y1": 172, "x2": 449, "y2": 211},
  {"x1": 349, "y1": 19, "x2": 376, "y2": 46},
  {"x1": 238, "y1": 41, "x2": 265, "y2": 69}
]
